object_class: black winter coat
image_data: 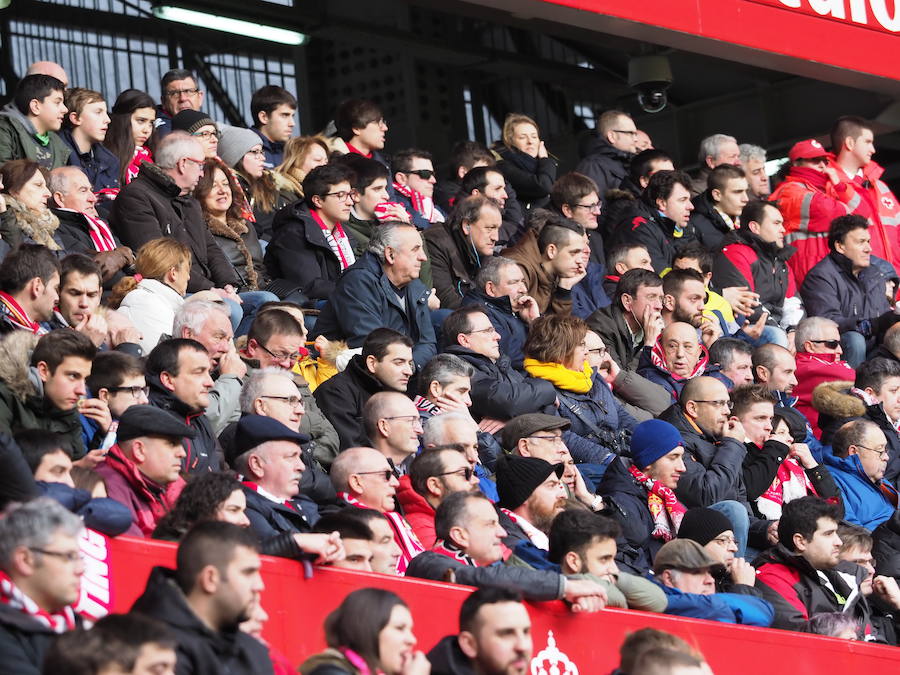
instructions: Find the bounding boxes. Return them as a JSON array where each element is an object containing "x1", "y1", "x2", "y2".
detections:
[
  {"x1": 147, "y1": 374, "x2": 221, "y2": 475},
  {"x1": 608, "y1": 200, "x2": 693, "y2": 274},
  {"x1": 575, "y1": 135, "x2": 631, "y2": 201},
  {"x1": 0, "y1": 604, "x2": 81, "y2": 675},
  {"x1": 460, "y1": 288, "x2": 528, "y2": 371},
  {"x1": 313, "y1": 252, "x2": 437, "y2": 368},
  {"x1": 131, "y1": 566, "x2": 274, "y2": 675},
  {"x1": 493, "y1": 145, "x2": 556, "y2": 211},
  {"x1": 313, "y1": 354, "x2": 387, "y2": 451},
  {"x1": 264, "y1": 202, "x2": 354, "y2": 302},
  {"x1": 688, "y1": 191, "x2": 733, "y2": 252},
  {"x1": 427, "y1": 635, "x2": 476, "y2": 675},
  {"x1": 242, "y1": 485, "x2": 326, "y2": 559},
  {"x1": 51, "y1": 207, "x2": 123, "y2": 254},
  {"x1": 110, "y1": 163, "x2": 240, "y2": 292}
]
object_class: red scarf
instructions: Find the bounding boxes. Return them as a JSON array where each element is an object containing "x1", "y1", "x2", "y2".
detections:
[
  {"x1": 392, "y1": 181, "x2": 444, "y2": 224},
  {"x1": 0, "y1": 291, "x2": 45, "y2": 334},
  {"x1": 105, "y1": 445, "x2": 184, "y2": 536},
  {"x1": 432, "y1": 539, "x2": 479, "y2": 567},
  {"x1": 757, "y1": 457, "x2": 817, "y2": 520},
  {"x1": 310, "y1": 208, "x2": 354, "y2": 270},
  {"x1": 83, "y1": 213, "x2": 116, "y2": 252},
  {"x1": 126, "y1": 145, "x2": 153, "y2": 184},
  {"x1": 339, "y1": 492, "x2": 424, "y2": 574},
  {"x1": 649, "y1": 339, "x2": 709, "y2": 382},
  {"x1": 0, "y1": 569, "x2": 76, "y2": 633},
  {"x1": 628, "y1": 465, "x2": 686, "y2": 542},
  {"x1": 373, "y1": 201, "x2": 409, "y2": 223}
]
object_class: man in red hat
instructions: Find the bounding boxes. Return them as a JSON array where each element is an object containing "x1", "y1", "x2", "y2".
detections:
[{"x1": 769, "y1": 138, "x2": 856, "y2": 286}]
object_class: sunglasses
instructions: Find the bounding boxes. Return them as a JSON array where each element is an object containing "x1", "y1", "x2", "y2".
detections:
[
  {"x1": 356, "y1": 469, "x2": 396, "y2": 482},
  {"x1": 437, "y1": 467, "x2": 475, "y2": 481},
  {"x1": 809, "y1": 339, "x2": 840, "y2": 349},
  {"x1": 403, "y1": 169, "x2": 435, "y2": 180}
]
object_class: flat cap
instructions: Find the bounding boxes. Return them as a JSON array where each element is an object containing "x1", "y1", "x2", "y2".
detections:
[
  {"x1": 652, "y1": 539, "x2": 718, "y2": 575},
  {"x1": 226, "y1": 414, "x2": 309, "y2": 468},
  {"x1": 501, "y1": 413, "x2": 570, "y2": 451},
  {"x1": 117, "y1": 405, "x2": 197, "y2": 443}
]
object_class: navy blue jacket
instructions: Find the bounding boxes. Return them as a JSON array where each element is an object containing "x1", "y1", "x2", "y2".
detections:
[
  {"x1": 571, "y1": 261, "x2": 612, "y2": 319},
  {"x1": 461, "y1": 288, "x2": 528, "y2": 371},
  {"x1": 60, "y1": 129, "x2": 121, "y2": 194},
  {"x1": 554, "y1": 375, "x2": 637, "y2": 455},
  {"x1": 574, "y1": 135, "x2": 631, "y2": 201},
  {"x1": 252, "y1": 127, "x2": 284, "y2": 169},
  {"x1": 314, "y1": 252, "x2": 437, "y2": 368}
]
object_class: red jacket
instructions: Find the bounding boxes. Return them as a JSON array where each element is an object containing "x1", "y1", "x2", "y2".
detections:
[
  {"x1": 770, "y1": 166, "x2": 854, "y2": 286},
  {"x1": 396, "y1": 475, "x2": 437, "y2": 549},
  {"x1": 793, "y1": 352, "x2": 856, "y2": 437},
  {"x1": 95, "y1": 445, "x2": 185, "y2": 537}
]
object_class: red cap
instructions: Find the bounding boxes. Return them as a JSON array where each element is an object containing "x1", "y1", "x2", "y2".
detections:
[{"x1": 789, "y1": 139, "x2": 832, "y2": 162}]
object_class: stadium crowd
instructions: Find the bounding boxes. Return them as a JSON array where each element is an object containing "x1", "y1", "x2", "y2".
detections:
[{"x1": 0, "y1": 58, "x2": 899, "y2": 674}]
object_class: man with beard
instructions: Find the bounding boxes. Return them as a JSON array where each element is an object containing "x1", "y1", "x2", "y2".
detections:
[
  {"x1": 428, "y1": 588, "x2": 533, "y2": 675},
  {"x1": 130, "y1": 521, "x2": 275, "y2": 674},
  {"x1": 495, "y1": 455, "x2": 568, "y2": 551},
  {"x1": 405, "y1": 491, "x2": 607, "y2": 610},
  {"x1": 637, "y1": 322, "x2": 709, "y2": 402},
  {"x1": 661, "y1": 268, "x2": 720, "y2": 347}
]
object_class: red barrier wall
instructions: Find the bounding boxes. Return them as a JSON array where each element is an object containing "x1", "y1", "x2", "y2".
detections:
[{"x1": 103, "y1": 535, "x2": 900, "y2": 673}]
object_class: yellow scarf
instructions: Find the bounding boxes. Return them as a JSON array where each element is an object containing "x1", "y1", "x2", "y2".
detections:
[{"x1": 522, "y1": 358, "x2": 593, "y2": 394}]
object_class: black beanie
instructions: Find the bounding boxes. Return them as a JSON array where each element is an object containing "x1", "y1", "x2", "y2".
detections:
[
  {"x1": 677, "y1": 507, "x2": 733, "y2": 546},
  {"x1": 773, "y1": 406, "x2": 807, "y2": 444},
  {"x1": 496, "y1": 454, "x2": 564, "y2": 511}
]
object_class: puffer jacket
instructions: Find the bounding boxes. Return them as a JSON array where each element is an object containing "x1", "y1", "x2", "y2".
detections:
[
  {"x1": 0, "y1": 105, "x2": 70, "y2": 169},
  {"x1": 313, "y1": 354, "x2": 387, "y2": 451},
  {"x1": 608, "y1": 200, "x2": 694, "y2": 275},
  {"x1": 794, "y1": 352, "x2": 857, "y2": 436},
  {"x1": 551, "y1": 374, "x2": 637, "y2": 458},
  {"x1": 574, "y1": 133, "x2": 631, "y2": 201},
  {"x1": 0, "y1": 332, "x2": 91, "y2": 458},
  {"x1": 824, "y1": 452, "x2": 897, "y2": 531},
  {"x1": 653, "y1": 580, "x2": 774, "y2": 626},
  {"x1": 395, "y1": 475, "x2": 437, "y2": 549},
  {"x1": 0, "y1": 603, "x2": 82, "y2": 675}
]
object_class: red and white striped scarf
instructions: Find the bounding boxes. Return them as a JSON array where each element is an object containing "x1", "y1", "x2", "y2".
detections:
[
  {"x1": 757, "y1": 457, "x2": 818, "y2": 520},
  {"x1": 83, "y1": 213, "x2": 116, "y2": 252},
  {"x1": 0, "y1": 569, "x2": 76, "y2": 633},
  {"x1": 310, "y1": 209, "x2": 355, "y2": 270},
  {"x1": 126, "y1": 145, "x2": 153, "y2": 184},
  {"x1": 339, "y1": 492, "x2": 424, "y2": 574},
  {"x1": 628, "y1": 464, "x2": 686, "y2": 542},
  {"x1": 0, "y1": 291, "x2": 46, "y2": 334},
  {"x1": 499, "y1": 507, "x2": 549, "y2": 550},
  {"x1": 392, "y1": 181, "x2": 445, "y2": 224}
]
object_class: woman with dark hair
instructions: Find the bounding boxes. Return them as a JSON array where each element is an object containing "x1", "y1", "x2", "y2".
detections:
[
  {"x1": 103, "y1": 89, "x2": 156, "y2": 186},
  {"x1": 492, "y1": 113, "x2": 557, "y2": 212},
  {"x1": 524, "y1": 314, "x2": 637, "y2": 469},
  {"x1": 153, "y1": 471, "x2": 249, "y2": 540},
  {"x1": 300, "y1": 588, "x2": 429, "y2": 675},
  {"x1": 0, "y1": 158, "x2": 63, "y2": 253},
  {"x1": 194, "y1": 157, "x2": 268, "y2": 294}
]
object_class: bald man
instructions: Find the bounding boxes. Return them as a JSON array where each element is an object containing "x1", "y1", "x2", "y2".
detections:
[
  {"x1": 331, "y1": 446, "x2": 425, "y2": 573},
  {"x1": 638, "y1": 322, "x2": 708, "y2": 401},
  {"x1": 660, "y1": 376, "x2": 776, "y2": 556},
  {"x1": 363, "y1": 392, "x2": 424, "y2": 474},
  {"x1": 27, "y1": 61, "x2": 69, "y2": 88}
]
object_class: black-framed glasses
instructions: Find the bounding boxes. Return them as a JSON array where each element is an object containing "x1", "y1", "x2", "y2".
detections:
[
  {"x1": 29, "y1": 548, "x2": 83, "y2": 564},
  {"x1": 809, "y1": 339, "x2": 841, "y2": 349},
  {"x1": 324, "y1": 189, "x2": 358, "y2": 202},
  {"x1": 384, "y1": 415, "x2": 421, "y2": 425},
  {"x1": 261, "y1": 395, "x2": 303, "y2": 408},
  {"x1": 192, "y1": 130, "x2": 220, "y2": 140},
  {"x1": 356, "y1": 469, "x2": 396, "y2": 482},
  {"x1": 692, "y1": 399, "x2": 734, "y2": 411},
  {"x1": 107, "y1": 385, "x2": 150, "y2": 398},
  {"x1": 711, "y1": 535, "x2": 737, "y2": 547},
  {"x1": 402, "y1": 169, "x2": 435, "y2": 180},
  {"x1": 856, "y1": 444, "x2": 889, "y2": 459},
  {"x1": 437, "y1": 467, "x2": 474, "y2": 481},
  {"x1": 165, "y1": 87, "x2": 200, "y2": 98},
  {"x1": 259, "y1": 343, "x2": 302, "y2": 363},
  {"x1": 586, "y1": 346, "x2": 607, "y2": 357},
  {"x1": 573, "y1": 202, "x2": 601, "y2": 213}
]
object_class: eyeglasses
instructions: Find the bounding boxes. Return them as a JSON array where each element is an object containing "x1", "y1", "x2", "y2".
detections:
[
  {"x1": 261, "y1": 395, "x2": 304, "y2": 408},
  {"x1": 384, "y1": 415, "x2": 421, "y2": 425},
  {"x1": 183, "y1": 157, "x2": 205, "y2": 168},
  {"x1": 192, "y1": 130, "x2": 220, "y2": 140},
  {"x1": 356, "y1": 469, "x2": 396, "y2": 482},
  {"x1": 30, "y1": 548, "x2": 83, "y2": 564},
  {"x1": 573, "y1": 202, "x2": 602, "y2": 214},
  {"x1": 259, "y1": 343, "x2": 302, "y2": 363},
  {"x1": 711, "y1": 535, "x2": 737, "y2": 547},
  {"x1": 856, "y1": 444, "x2": 889, "y2": 459},
  {"x1": 437, "y1": 467, "x2": 475, "y2": 481},
  {"x1": 691, "y1": 399, "x2": 734, "y2": 411},
  {"x1": 464, "y1": 326, "x2": 497, "y2": 336},
  {"x1": 402, "y1": 169, "x2": 435, "y2": 180},
  {"x1": 612, "y1": 129, "x2": 638, "y2": 137},
  {"x1": 107, "y1": 385, "x2": 150, "y2": 398},
  {"x1": 809, "y1": 339, "x2": 841, "y2": 349},
  {"x1": 586, "y1": 346, "x2": 607, "y2": 357},
  {"x1": 527, "y1": 435, "x2": 566, "y2": 445},
  {"x1": 324, "y1": 189, "x2": 359, "y2": 202},
  {"x1": 165, "y1": 87, "x2": 201, "y2": 98},
  {"x1": 247, "y1": 148, "x2": 266, "y2": 157}
]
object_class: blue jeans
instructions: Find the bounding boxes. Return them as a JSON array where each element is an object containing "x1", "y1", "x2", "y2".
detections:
[
  {"x1": 757, "y1": 324, "x2": 789, "y2": 348},
  {"x1": 709, "y1": 499, "x2": 750, "y2": 558},
  {"x1": 236, "y1": 291, "x2": 279, "y2": 337},
  {"x1": 840, "y1": 330, "x2": 866, "y2": 369}
]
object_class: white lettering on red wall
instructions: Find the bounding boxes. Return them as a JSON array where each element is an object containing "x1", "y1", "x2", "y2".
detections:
[
  {"x1": 74, "y1": 529, "x2": 113, "y2": 625},
  {"x1": 747, "y1": 0, "x2": 900, "y2": 33}
]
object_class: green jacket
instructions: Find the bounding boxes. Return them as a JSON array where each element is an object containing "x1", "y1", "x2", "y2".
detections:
[
  {"x1": 0, "y1": 332, "x2": 88, "y2": 457},
  {"x1": 0, "y1": 106, "x2": 70, "y2": 169}
]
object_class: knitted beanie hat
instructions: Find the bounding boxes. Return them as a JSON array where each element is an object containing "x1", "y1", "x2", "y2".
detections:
[
  {"x1": 495, "y1": 454, "x2": 564, "y2": 511},
  {"x1": 677, "y1": 507, "x2": 734, "y2": 546},
  {"x1": 630, "y1": 419, "x2": 683, "y2": 470},
  {"x1": 171, "y1": 109, "x2": 217, "y2": 135},
  {"x1": 218, "y1": 125, "x2": 263, "y2": 169}
]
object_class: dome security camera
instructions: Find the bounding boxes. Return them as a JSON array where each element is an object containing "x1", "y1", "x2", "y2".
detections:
[{"x1": 628, "y1": 55, "x2": 673, "y2": 114}]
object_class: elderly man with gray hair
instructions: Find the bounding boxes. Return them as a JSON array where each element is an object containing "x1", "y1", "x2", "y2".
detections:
[
  {"x1": 691, "y1": 133, "x2": 741, "y2": 196},
  {"x1": 0, "y1": 498, "x2": 85, "y2": 673},
  {"x1": 739, "y1": 143, "x2": 770, "y2": 201},
  {"x1": 313, "y1": 221, "x2": 436, "y2": 368}
]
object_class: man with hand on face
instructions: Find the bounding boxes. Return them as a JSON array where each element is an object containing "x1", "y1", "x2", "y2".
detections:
[
  {"x1": 679, "y1": 506, "x2": 761, "y2": 595},
  {"x1": 638, "y1": 321, "x2": 709, "y2": 402},
  {"x1": 405, "y1": 491, "x2": 607, "y2": 612},
  {"x1": 461, "y1": 256, "x2": 538, "y2": 371},
  {"x1": 428, "y1": 588, "x2": 533, "y2": 675},
  {"x1": 95, "y1": 405, "x2": 194, "y2": 537},
  {"x1": 425, "y1": 195, "x2": 502, "y2": 309},
  {"x1": 651, "y1": 538, "x2": 774, "y2": 626},
  {"x1": 660, "y1": 269, "x2": 721, "y2": 348}
]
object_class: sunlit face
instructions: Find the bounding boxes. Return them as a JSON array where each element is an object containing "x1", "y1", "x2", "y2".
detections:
[
  {"x1": 55, "y1": 169, "x2": 98, "y2": 217},
  {"x1": 645, "y1": 446, "x2": 686, "y2": 489},
  {"x1": 40, "y1": 355, "x2": 90, "y2": 411},
  {"x1": 33, "y1": 89, "x2": 67, "y2": 133},
  {"x1": 703, "y1": 530, "x2": 738, "y2": 569},
  {"x1": 713, "y1": 177, "x2": 749, "y2": 219},
  {"x1": 137, "y1": 435, "x2": 186, "y2": 485},
  {"x1": 840, "y1": 545, "x2": 875, "y2": 596},
  {"x1": 462, "y1": 204, "x2": 501, "y2": 256},
  {"x1": 368, "y1": 516, "x2": 402, "y2": 573},
  {"x1": 131, "y1": 107, "x2": 156, "y2": 147},
  {"x1": 377, "y1": 605, "x2": 418, "y2": 675},
  {"x1": 164, "y1": 349, "x2": 214, "y2": 411},
  {"x1": 459, "y1": 311, "x2": 501, "y2": 361},
  {"x1": 353, "y1": 117, "x2": 388, "y2": 152},
  {"x1": 192, "y1": 124, "x2": 218, "y2": 159},
  {"x1": 661, "y1": 323, "x2": 700, "y2": 377},
  {"x1": 255, "y1": 440, "x2": 305, "y2": 500},
  {"x1": 14, "y1": 168, "x2": 51, "y2": 212},
  {"x1": 260, "y1": 103, "x2": 295, "y2": 142},
  {"x1": 485, "y1": 263, "x2": 528, "y2": 303},
  {"x1": 33, "y1": 449, "x2": 74, "y2": 488},
  {"x1": 300, "y1": 143, "x2": 328, "y2": 176},
  {"x1": 103, "y1": 374, "x2": 148, "y2": 419},
  {"x1": 460, "y1": 498, "x2": 507, "y2": 565},
  {"x1": 162, "y1": 77, "x2": 203, "y2": 116},
  {"x1": 851, "y1": 427, "x2": 889, "y2": 482},
  {"x1": 460, "y1": 601, "x2": 533, "y2": 675},
  {"x1": 510, "y1": 123, "x2": 540, "y2": 157},
  {"x1": 658, "y1": 182, "x2": 694, "y2": 227},
  {"x1": 849, "y1": 128, "x2": 876, "y2": 167},
  {"x1": 314, "y1": 180, "x2": 353, "y2": 225},
  {"x1": 58, "y1": 270, "x2": 101, "y2": 327},
  {"x1": 580, "y1": 537, "x2": 619, "y2": 582},
  {"x1": 356, "y1": 177, "x2": 390, "y2": 220},
  {"x1": 335, "y1": 538, "x2": 374, "y2": 572},
  {"x1": 384, "y1": 227, "x2": 427, "y2": 287},
  {"x1": 750, "y1": 204, "x2": 786, "y2": 247},
  {"x1": 402, "y1": 157, "x2": 436, "y2": 198},
  {"x1": 567, "y1": 191, "x2": 600, "y2": 231},
  {"x1": 685, "y1": 379, "x2": 731, "y2": 436},
  {"x1": 216, "y1": 489, "x2": 250, "y2": 527},
  {"x1": 367, "y1": 343, "x2": 415, "y2": 392},
  {"x1": 737, "y1": 401, "x2": 774, "y2": 447},
  {"x1": 72, "y1": 100, "x2": 110, "y2": 143},
  {"x1": 625, "y1": 283, "x2": 664, "y2": 319},
  {"x1": 481, "y1": 171, "x2": 508, "y2": 208},
  {"x1": 608, "y1": 114, "x2": 638, "y2": 154},
  {"x1": 835, "y1": 227, "x2": 872, "y2": 271},
  {"x1": 797, "y1": 517, "x2": 842, "y2": 570},
  {"x1": 721, "y1": 351, "x2": 753, "y2": 387},
  {"x1": 129, "y1": 643, "x2": 177, "y2": 675},
  {"x1": 765, "y1": 351, "x2": 798, "y2": 394},
  {"x1": 877, "y1": 376, "x2": 900, "y2": 423},
  {"x1": 26, "y1": 530, "x2": 84, "y2": 611},
  {"x1": 713, "y1": 140, "x2": 741, "y2": 168},
  {"x1": 546, "y1": 230, "x2": 586, "y2": 279},
  {"x1": 202, "y1": 168, "x2": 232, "y2": 218},
  {"x1": 240, "y1": 145, "x2": 266, "y2": 179},
  {"x1": 666, "y1": 568, "x2": 715, "y2": 595},
  {"x1": 666, "y1": 279, "x2": 706, "y2": 327},
  {"x1": 744, "y1": 158, "x2": 770, "y2": 198},
  {"x1": 520, "y1": 473, "x2": 567, "y2": 533}
]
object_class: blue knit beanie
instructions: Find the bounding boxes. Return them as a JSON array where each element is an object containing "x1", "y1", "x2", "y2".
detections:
[{"x1": 630, "y1": 419, "x2": 683, "y2": 469}]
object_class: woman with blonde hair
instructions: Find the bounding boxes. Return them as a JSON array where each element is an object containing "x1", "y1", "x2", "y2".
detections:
[
  {"x1": 109, "y1": 237, "x2": 192, "y2": 350},
  {"x1": 276, "y1": 134, "x2": 330, "y2": 196},
  {"x1": 492, "y1": 113, "x2": 557, "y2": 212}
]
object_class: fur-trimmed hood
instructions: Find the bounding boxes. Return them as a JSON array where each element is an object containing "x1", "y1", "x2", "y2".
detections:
[
  {"x1": 811, "y1": 380, "x2": 865, "y2": 419},
  {"x1": 0, "y1": 331, "x2": 41, "y2": 400}
]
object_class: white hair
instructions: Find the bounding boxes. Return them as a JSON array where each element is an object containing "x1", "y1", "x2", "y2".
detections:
[
  {"x1": 739, "y1": 143, "x2": 766, "y2": 165},
  {"x1": 698, "y1": 134, "x2": 737, "y2": 165},
  {"x1": 154, "y1": 131, "x2": 203, "y2": 169},
  {"x1": 422, "y1": 411, "x2": 477, "y2": 447}
]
